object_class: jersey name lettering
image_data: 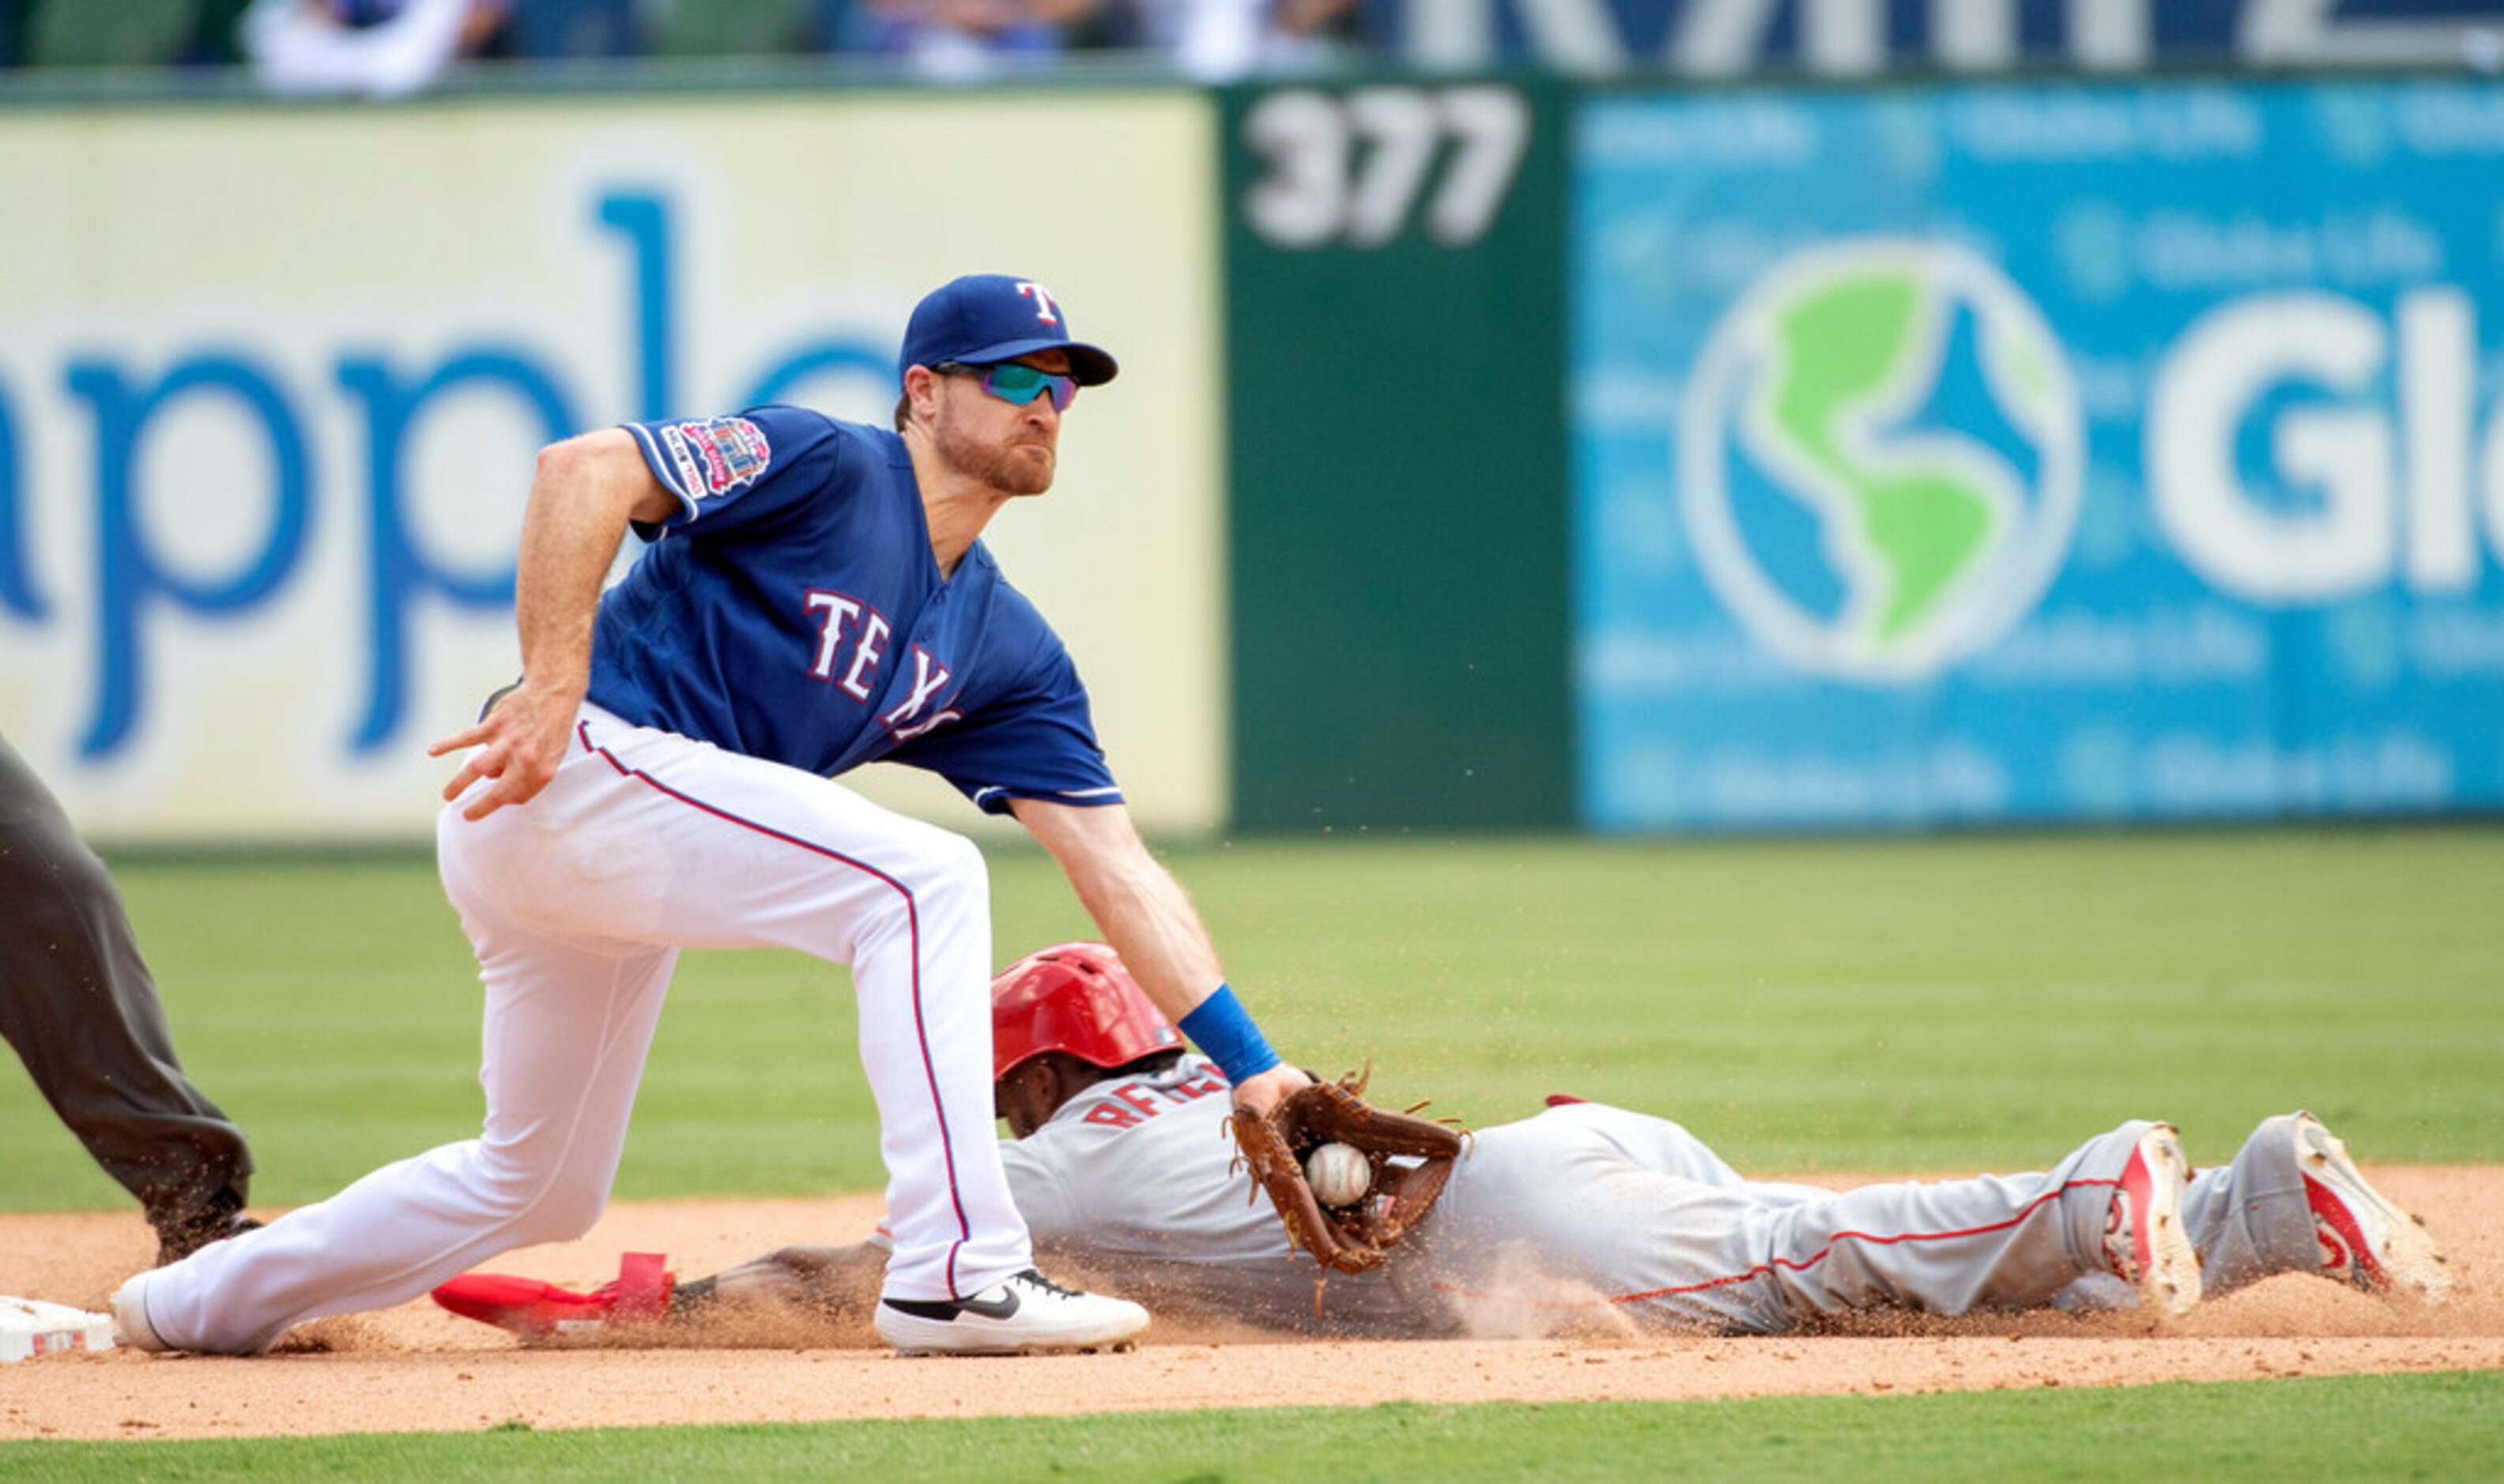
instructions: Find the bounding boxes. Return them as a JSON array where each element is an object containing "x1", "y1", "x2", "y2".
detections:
[{"x1": 1076, "y1": 1068, "x2": 1233, "y2": 1130}]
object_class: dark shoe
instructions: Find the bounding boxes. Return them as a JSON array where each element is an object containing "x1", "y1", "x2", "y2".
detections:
[{"x1": 153, "y1": 1209, "x2": 262, "y2": 1267}]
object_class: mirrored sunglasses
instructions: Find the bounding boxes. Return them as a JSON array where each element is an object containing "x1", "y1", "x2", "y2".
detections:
[{"x1": 942, "y1": 360, "x2": 1080, "y2": 413}]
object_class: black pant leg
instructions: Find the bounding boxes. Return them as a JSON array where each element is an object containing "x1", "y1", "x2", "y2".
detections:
[{"x1": 0, "y1": 733, "x2": 254, "y2": 1235}]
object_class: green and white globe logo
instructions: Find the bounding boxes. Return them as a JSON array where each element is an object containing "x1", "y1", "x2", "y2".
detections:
[{"x1": 1678, "y1": 239, "x2": 2084, "y2": 680}]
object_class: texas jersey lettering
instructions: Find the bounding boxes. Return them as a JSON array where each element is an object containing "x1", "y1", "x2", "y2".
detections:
[{"x1": 602, "y1": 406, "x2": 1120, "y2": 814}]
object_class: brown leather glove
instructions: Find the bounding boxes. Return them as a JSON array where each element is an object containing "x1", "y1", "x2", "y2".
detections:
[{"x1": 1227, "y1": 1068, "x2": 1466, "y2": 1275}]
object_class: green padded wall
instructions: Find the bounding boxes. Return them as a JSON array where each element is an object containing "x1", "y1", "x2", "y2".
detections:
[{"x1": 1222, "y1": 80, "x2": 1573, "y2": 831}]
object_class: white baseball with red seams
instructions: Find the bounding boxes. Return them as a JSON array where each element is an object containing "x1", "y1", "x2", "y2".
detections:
[{"x1": 1304, "y1": 1142, "x2": 1371, "y2": 1209}]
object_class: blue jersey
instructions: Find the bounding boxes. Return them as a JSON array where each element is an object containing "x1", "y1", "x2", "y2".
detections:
[{"x1": 586, "y1": 406, "x2": 1122, "y2": 815}]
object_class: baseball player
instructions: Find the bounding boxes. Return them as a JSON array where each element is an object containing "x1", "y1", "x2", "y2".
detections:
[
  {"x1": 113, "y1": 275, "x2": 1307, "y2": 1358},
  {"x1": 0, "y1": 735, "x2": 260, "y2": 1265},
  {"x1": 435, "y1": 944, "x2": 2452, "y2": 1343}
]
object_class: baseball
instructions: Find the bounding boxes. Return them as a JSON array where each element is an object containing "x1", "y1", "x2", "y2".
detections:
[{"x1": 1304, "y1": 1141, "x2": 1372, "y2": 1208}]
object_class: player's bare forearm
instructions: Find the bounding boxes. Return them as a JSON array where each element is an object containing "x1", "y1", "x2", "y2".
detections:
[
  {"x1": 427, "y1": 430, "x2": 673, "y2": 818},
  {"x1": 1010, "y1": 800, "x2": 1224, "y2": 1020},
  {"x1": 1011, "y1": 799, "x2": 1313, "y2": 1113}
]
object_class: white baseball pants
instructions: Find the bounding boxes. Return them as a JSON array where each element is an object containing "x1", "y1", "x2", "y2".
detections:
[{"x1": 139, "y1": 703, "x2": 1030, "y2": 1354}]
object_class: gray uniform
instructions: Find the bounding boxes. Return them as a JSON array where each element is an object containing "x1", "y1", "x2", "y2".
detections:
[
  {"x1": 999, "y1": 1055, "x2": 2333, "y2": 1336},
  {"x1": 0, "y1": 734, "x2": 254, "y2": 1256}
]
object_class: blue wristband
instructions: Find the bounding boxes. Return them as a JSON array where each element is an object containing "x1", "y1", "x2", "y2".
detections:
[{"x1": 1177, "y1": 984, "x2": 1280, "y2": 1085}]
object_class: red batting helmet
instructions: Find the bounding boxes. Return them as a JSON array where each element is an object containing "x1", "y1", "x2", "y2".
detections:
[{"x1": 990, "y1": 942, "x2": 1182, "y2": 1083}]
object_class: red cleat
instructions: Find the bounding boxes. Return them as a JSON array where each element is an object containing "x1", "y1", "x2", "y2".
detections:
[
  {"x1": 2295, "y1": 1113, "x2": 2451, "y2": 1304},
  {"x1": 431, "y1": 1252, "x2": 673, "y2": 1340},
  {"x1": 2102, "y1": 1123, "x2": 2200, "y2": 1319}
]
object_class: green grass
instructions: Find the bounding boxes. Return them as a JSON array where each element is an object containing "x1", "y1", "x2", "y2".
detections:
[
  {"x1": 1184, "y1": 827, "x2": 2504, "y2": 1173},
  {"x1": 3, "y1": 830, "x2": 2497, "y2": 1471},
  {"x1": 2, "y1": 827, "x2": 2498, "y2": 1213},
  {"x1": 6, "y1": 1370, "x2": 2500, "y2": 1479}
]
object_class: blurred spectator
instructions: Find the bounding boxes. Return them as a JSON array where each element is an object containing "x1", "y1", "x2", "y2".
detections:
[
  {"x1": 241, "y1": 0, "x2": 510, "y2": 97},
  {"x1": 1125, "y1": 0, "x2": 1352, "y2": 79},
  {"x1": 0, "y1": 0, "x2": 1370, "y2": 81},
  {"x1": 842, "y1": 0, "x2": 1101, "y2": 81}
]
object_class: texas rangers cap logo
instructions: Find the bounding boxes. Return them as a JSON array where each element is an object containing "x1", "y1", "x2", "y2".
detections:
[
  {"x1": 657, "y1": 416, "x2": 771, "y2": 500},
  {"x1": 899, "y1": 273, "x2": 1119, "y2": 387}
]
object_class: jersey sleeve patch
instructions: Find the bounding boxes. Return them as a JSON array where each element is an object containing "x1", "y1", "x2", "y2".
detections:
[{"x1": 656, "y1": 416, "x2": 771, "y2": 502}]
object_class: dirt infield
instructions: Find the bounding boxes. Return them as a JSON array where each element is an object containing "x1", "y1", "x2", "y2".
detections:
[{"x1": 6, "y1": 1167, "x2": 2498, "y2": 1442}]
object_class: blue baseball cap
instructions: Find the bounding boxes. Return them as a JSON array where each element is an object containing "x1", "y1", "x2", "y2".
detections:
[{"x1": 899, "y1": 274, "x2": 1118, "y2": 387}]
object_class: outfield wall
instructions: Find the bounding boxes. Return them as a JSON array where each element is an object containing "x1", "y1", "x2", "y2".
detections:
[
  {"x1": 6, "y1": 74, "x2": 2502, "y2": 842},
  {"x1": 0, "y1": 92, "x2": 1226, "y2": 842},
  {"x1": 1223, "y1": 73, "x2": 2504, "y2": 833},
  {"x1": 1570, "y1": 79, "x2": 2504, "y2": 829},
  {"x1": 1224, "y1": 81, "x2": 1574, "y2": 831}
]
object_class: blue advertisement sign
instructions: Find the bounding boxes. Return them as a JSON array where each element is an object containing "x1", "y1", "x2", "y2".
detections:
[{"x1": 1573, "y1": 80, "x2": 2504, "y2": 829}]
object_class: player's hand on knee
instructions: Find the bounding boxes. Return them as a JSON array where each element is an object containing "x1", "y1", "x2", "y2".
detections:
[
  {"x1": 428, "y1": 683, "x2": 580, "y2": 819},
  {"x1": 1230, "y1": 1062, "x2": 1314, "y2": 1118}
]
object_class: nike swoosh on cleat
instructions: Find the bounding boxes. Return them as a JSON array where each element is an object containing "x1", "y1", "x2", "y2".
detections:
[
  {"x1": 881, "y1": 1289, "x2": 1021, "y2": 1324},
  {"x1": 955, "y1": 1290, "x2": 1020, "y2": 1320}
]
